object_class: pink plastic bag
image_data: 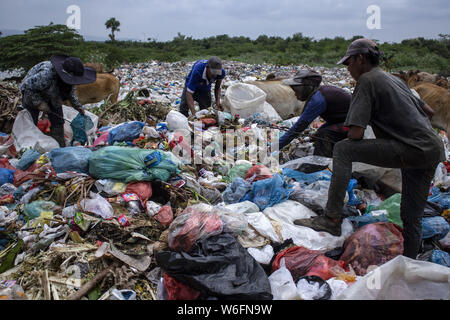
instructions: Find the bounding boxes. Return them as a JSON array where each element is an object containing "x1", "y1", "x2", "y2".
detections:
[{"x1": 93, "y1": 132, "x2": 109, "y2": 147}]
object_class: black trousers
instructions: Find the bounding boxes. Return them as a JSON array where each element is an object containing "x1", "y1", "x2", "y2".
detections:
[
  {"x1": 312, "y1": 122, "x2": 349, "y2": 158},
  {"x1": 326, "y1": 138, "x2": 438, "y2": 259},
  {"x1": 22, "y1": 94, "x2": 65, "y2": 127},
  {"x1": 179, "y1": 86, "x2": 212, "y2": 117}
]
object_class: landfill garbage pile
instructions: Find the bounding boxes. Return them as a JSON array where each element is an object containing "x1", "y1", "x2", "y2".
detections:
[
  {"x1": 0, "y1": 60, "x2": 449, "y2": 301},
  {"x1": 0, "y1": 82, "x2": 21, "y2": 134}
]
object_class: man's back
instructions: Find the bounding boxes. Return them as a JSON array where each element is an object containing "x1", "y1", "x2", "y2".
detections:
[
  {"x1": 345, "y1": 67, "x2": 445, "y2": 164},
  {"x1": 318, "y1": 85, "x2": 351, "y2": 124}
]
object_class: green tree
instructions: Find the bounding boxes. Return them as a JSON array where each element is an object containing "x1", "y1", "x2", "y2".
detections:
[
  {"x1": 105, "y1": 17, "x2": 121, "y2": 41},
  {"x1": 0, "y1": 24, "x2": 83, "y2": 71}
]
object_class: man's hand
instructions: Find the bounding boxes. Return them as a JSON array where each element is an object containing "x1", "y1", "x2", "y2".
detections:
[
  {"x1": 216, "y1": 101, "x2": 223, "y2": 111},
  {"x1": 76, "y1": 106, "x2": 85, "y2": 115},
  {"x1": 348, "y1": 126, "x2": 365, "y2": 140}
]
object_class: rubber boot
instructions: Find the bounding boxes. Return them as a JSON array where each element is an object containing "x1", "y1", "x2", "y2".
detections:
[{"x1": 50, "y1": 125, "x2": 66, "y2": 147}]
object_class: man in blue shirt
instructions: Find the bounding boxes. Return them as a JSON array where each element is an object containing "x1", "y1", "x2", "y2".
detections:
[
  {"x1": 179, "y1": 57, "x2": 226, "y2": 117},
  {"x1": 279, "y1": 69, "x2": 352, "y2": 157}
]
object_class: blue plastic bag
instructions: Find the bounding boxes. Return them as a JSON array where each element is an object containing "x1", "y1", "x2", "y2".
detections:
[
  {"x1": 49, "y1": 147, "x2": 92, "y2": 174},
  {"x1": 107, "y1": 122, "x2": 145, "y2": 145},
  {"x1": 240, "y1": 174, "x2": 293, "y2": 210},
  {"x1": 16, "y1": 149, "x2": 41, "y2": 171},
  {"x1": 281, "y1": 168, "x2": 331, "y2": 186},
  {"x1": 347, "y1": 213, "x2": 389, "y2": 229},
  {"x1": 0, "y1": 168, "x2": 15, "y2": 187},
  {"x1": 429, "y1": 249, "x2": 450, "y2": 267},
  {"x1": 223, "y1": 178, "x2": 252, "y2": 204},
  {"x1": 71, "y1": 113, "x2": 94, "y2": 145},
  {"x1": 422, "y1": 216, "x2": 450, "y2": 240},
  {"x1": 427, "y1": 187, "x2": 450, "y2": 210}
]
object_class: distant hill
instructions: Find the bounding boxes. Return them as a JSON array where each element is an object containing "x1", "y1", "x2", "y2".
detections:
[{"x1": 0, "y1": 28, "x2": 142, "y2": 42}]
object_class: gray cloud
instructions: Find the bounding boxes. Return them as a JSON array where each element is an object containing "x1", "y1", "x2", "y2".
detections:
[{"x1": 0, "y1": 0, "x2": 448, "y2": 42}]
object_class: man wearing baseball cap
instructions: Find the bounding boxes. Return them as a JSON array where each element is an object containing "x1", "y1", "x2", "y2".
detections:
[
  {"x1": 20, "y1": 55, "x2": 96, "y2": 147},
  {"x1": 279, "y1": 69, "x2": 352, "y2": 157},
  {"x1": 179, "y1": 57, "x2": 226, "y2": 117},
  {"x1": 294, "y1": 38, "x2": 444, "y2": 259}
]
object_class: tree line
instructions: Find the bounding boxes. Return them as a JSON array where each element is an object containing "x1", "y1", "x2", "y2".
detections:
[{"x1": 0, "y1": 24, "x2": 449, "y2": 76}]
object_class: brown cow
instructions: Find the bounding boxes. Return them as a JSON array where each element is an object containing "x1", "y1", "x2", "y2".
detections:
[
  {"x1": 84, "y1": 63, "x2": 114, "y2": 74},
  {"x1": 394, "y1": 70, "x2": 448, "y2": 89},
  {"x1": 412, "y1": 82, "x2": 450, "y2": 136},
  {"x1": 64, "y1": 73, "x2": 120, "y2": 106},
  {"x1": 84, "y1": 63, "x2": 104, "y2": 73}
]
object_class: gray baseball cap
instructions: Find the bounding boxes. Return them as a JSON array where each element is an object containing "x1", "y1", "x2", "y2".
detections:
[
  {"x1": 282, "y1": 69, "x2": 322, "y2": 87},
  {"x1": 207, "y1": 56, "x2": 223, "y2": 76},
  {"x1": 337, "y1": 38, "x2": 381, "y2": 65}
]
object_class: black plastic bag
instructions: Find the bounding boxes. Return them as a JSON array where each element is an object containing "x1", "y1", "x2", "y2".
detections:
[
  {"x1": 156, "y1": 232, "x2": 273, "y2": 300},
  {"x1": 423, "y1": 201, "x2": 444, "y2": 218},
  {"x1": 280, "y1": 156, "x2": 332, "y2": 174}
]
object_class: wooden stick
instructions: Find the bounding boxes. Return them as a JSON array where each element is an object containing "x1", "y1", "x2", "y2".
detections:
[
  {"x1": 67, "y1": 267, "x2": 112, "y2": 300},
  {"x1": 42, "y1": 270, "x2": 51, "y2": 300}
]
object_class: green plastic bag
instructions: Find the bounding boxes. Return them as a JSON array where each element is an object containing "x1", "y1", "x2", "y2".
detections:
[
  {"x1": 375, "y1": 193, "x2": 403, "y2": 228},
  {"x1": 227, "y1": 163, "x2": 253, "y2": 182},
  {"x1": 88, "y1": 146, "x2": 181, "y2": 183}
]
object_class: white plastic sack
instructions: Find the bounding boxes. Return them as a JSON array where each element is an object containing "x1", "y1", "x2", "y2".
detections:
[
  {"x1": 62, "y1": 105, "x2": 99, "y2": 145},
  {"x1": 244, "y1": 211, "x2": 280, "y2": 243},
  {"x1": 263, "y1": 200, "x2": 354, "y2": 252},
  {"x1": 263, "y1": 200, "x2": 317, "y2": 225},
  {"x1": 79, "y1": 192, "x2": 114, "y2": 219},
  {"x1": 224, "y1": 83, "x2": 267, "y2": 118},
  {"x1": 336, "y1": 255, "x2": 450, "y2": 300},
  {"x1": 433, "y1": 162, "x2": 450, "y2": 189},
  {"x1": 256, "y1": 102, "x2": 282, "y2": 122},
  {"x1": 245, "y1": 80, "x2": 305, "y2": 120},
  {"x1": 12, "y1": 110, "x2": 60, "y2": 153},
  {"x1": 268, "y1": 259, "x2": 302, "y2": 300},
  {"x1": 247, "y1": 244, "x2": 274, "y2": 265},
  {"x1": 216, "y1": 207, "x2": 248, "y2": 235},
  {"x1": 326, "y1": 278, "x2": 349, "y2": 300},
  {"x1": 236, "y1": 225, "x2": 269, "y2": 249},
  {"x1": 166, "y1": 110, "x2": 192, "y2": 132},
  {"x1": 223, "y1": 201, "x2": 260, "y2": 214},
  {"x1": 146, "y1": 201, "x2": 162, "y2": 217},
  {"x1": 296, "y1": 278, "x2": 330, "y2": 300},
  {"x1": 142, "y1": 126, "x2": 160, "y2": 139}
]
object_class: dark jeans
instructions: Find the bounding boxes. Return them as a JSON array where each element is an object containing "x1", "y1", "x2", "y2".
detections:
[
  {"x1": 326, "y1": 138, "x2": 438, "y2": 259},
  {"x1": 179, "y1": 86, "x2": 212, "y2": 117},
  {"x1": 23, "y1": 99, "x2": 65, "y2": 127},
  {"x1": 312, "y1": 122, "x2": 349, "y2": 158}
]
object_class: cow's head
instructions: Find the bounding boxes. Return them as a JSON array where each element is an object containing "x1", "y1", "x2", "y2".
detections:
[{"x1": 406, "y1": 70, "x2": 422, "y2": 87}]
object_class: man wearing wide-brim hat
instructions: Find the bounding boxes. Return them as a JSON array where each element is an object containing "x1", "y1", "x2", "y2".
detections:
[
  {"x1": 294, "y1": 38, "x2": 445, "y2": 260},
  {"x1": 20, "y1": 55, "x2": 96, "y2": 147}
]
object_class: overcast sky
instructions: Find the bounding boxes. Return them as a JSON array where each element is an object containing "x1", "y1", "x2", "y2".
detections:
[{"x1": 0, "y1": 0, "x2": 449, "y2": 43}]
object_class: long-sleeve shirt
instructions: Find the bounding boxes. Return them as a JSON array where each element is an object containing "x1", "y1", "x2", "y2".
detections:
[
  {"x1": 278, "y1": 85, "x2": 351, "y2": 149},
  {"x1": 185, "y1": 60, "x2": 225, "y2": 94},
  {"x1": 20, "y1": 61, "x2": 82, "y2": 110}
]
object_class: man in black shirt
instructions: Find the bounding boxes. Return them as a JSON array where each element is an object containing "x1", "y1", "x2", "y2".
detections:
[{"x1": 294, "y1": 39, "x2": 445, "y2": 259}]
